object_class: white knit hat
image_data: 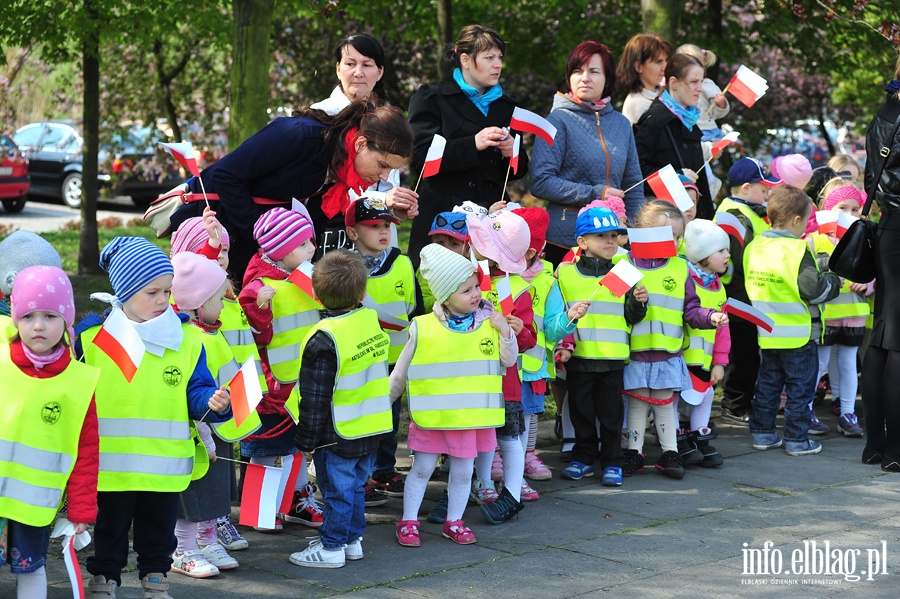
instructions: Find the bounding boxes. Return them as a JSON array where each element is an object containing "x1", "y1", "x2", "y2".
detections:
[
  {"x1": 419, "y1": 243, "x2": 477, "y2": 305},
  {"x1": 684, "y1": 219, "x2": 729, "y2": 264}
]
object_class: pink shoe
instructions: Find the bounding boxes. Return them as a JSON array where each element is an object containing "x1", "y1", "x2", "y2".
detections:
[
  {"x1": 490, "y1": 451, "x2": 503, "y2": 481},
  {"x1": 396, "y1": 520, "x2": 421, "y2": 547},
  {"x1": 442, "y1": 519, "x2": 476, "y2": 544},
  {"x1": 520, "y1": 482, "x2": 539, "y2": 502},
  {"x1": 523, "y1": 451, "x2": 552, "y2": 481}
]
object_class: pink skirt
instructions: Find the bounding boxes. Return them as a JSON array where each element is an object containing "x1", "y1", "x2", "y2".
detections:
[{"x1": 407, "y1": 423, "x2": 497, "y2": 459}]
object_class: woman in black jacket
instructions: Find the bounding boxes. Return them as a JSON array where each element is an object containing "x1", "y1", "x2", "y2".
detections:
[
  {"x1": 406, "y1": 24, "x2": 529, "y2": 268},
  {"x1": 633, "y1": 53, "x2": 714, "y2": 219},
  {"x1": 861, "y1": 56, "x2": 900, "y2": 472}
]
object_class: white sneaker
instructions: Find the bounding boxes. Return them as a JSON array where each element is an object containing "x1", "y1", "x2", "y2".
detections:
[
  {"x1": 288, "y1": 539, "x2": 346, "y2": 568},
  {"x1": 343, "y1": 536, "x2": 364, "y2": 561},
  {"x1": 88, "y1": 575, "x2": 117, "y2": 598},
  {"x1": 170, "y1": 549, "x2": 220, "y2": 578},
  {"x1": 200, "y1": 543, "x2": 239, "y2": 570}
]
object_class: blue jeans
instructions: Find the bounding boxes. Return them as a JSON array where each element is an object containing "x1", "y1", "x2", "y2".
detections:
[
  {"x1": 312, "y1": 449, "x2": 375, "y2": 550},
  {"x1": 372, "y1": 399, "x2": 400, "y2": 478},
  {"x1": 750, "y1": 341, "x2": 818, "y2": 444}
]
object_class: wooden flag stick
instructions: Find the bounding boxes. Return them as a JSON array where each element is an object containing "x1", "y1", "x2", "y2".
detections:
[
  {"x1": 413, "y1": 169, "x2": 425, "y2": 194},
  {"x1": 500, "y1": 163, "x2": 512, "y2": 202},
  {"x1": 565, "y1": 283, "x2": 605, "y2": 327},
  {"x1": 623, "y1": 174, "x2": 650, "y2": 194},
  {"x1": 700, "y1": 82, "x2": 732, "y2": 120}
]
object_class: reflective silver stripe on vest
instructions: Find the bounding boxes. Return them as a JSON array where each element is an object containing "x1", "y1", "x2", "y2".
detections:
[
  {"x1": 829, "y1": 293, "x2": 866, "y2": 306},
  {"x1": 575, "y1": 328, "x2": 630, "y2": 345},
  {"x1": 524, "y1": 344, "x2": 546, "y2": 360},
  {"x1": 333, "y1": 395, "x2": 391, "y2": 422},
  {"x1": 336, "y1": 363, "x2": 386, "y2": 391},
  {"x1": 388, "y1": 330, "x2": 409, "y2": 346},
  {"x1": 646, "y1": 293, "x2": 684, "y2": 311},
  {"x1": 407, "y1": 361, "x2": 501, "y2": 379},
  {"x1": 761, "y1": 326, "x2": 811, "y2": 339},
  {"x1": 569, "y1": 301, "x2": 623, "y2": 317},
  {"x1": 632, "y1": 320, "x2": 684, "y2": 339},
  {"x1": 216, "y1": 359, "x2": 241, "y2": 389},
  {"x1": 752, "y1": 301, "x2": 808, "y2": 316},
  {"x1": 0, "y1": 439, "x2": 72, "y2": 475},
  {"x1": 98, "y1": 418, "x2": 190, "y2": 440},
  {"x1": 409, "y1": 393, "x2": 504, "y2": 411},
  {"x1": 533, "y1": 313, "x2": 544, "y2": 330},
  {"x1": 688, "y1": 335, "x2": 714, "y2": 355},
  {"x1": 266, "y1": 344, "x2": 300, "y2": 379},
  {"x1": 222, "y1": 328, "x2": 255, "y2": 347},
  {"x1": 100, "y1": 453, "x2": 193, "y2": 477},
  {"x1": 271, "y1": 311, "x2": 320, "y2": 334},
  {"x1": 0, "y1": 476, "x2": 61, "y2": 509}
]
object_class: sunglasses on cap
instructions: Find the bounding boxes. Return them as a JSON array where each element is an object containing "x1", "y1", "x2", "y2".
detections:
[{"x1": 435, "y1": 215, "x2": 467, "y2": 230}]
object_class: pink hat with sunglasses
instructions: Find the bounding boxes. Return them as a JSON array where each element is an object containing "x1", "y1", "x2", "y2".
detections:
[{"x1": 466, "y1": 210, "x2": 530, "y2": 274}]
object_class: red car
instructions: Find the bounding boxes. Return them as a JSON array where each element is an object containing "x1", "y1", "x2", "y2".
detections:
[{"x1": 0, "y1": 132, "x2": 29, "y2": 213}]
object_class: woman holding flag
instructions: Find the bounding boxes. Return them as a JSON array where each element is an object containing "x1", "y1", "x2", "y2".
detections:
[{"x1": 406, "y1": 24, "x2": 529, "y2": 269}]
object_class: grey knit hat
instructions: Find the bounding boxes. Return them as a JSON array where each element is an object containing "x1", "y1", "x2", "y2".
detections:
[
  {"x1": 0, "y1": 231, "x2": 63, "y2": 296},
  {"x1": 419, "y1": 243, "x2": 477, "y2": 305}
]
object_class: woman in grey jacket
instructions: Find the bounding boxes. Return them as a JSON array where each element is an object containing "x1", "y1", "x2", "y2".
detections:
[{"x1": 531, "y1": 41, "x2": 645, "y2": 265}]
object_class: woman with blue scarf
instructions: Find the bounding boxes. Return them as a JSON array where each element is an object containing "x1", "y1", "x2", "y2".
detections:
[
  {"x1": 634, "y1": 53, "x2": 714, "y2": 219},
  {"x1": 406, "y1": 25, "x2": 529, "y2": 269}
]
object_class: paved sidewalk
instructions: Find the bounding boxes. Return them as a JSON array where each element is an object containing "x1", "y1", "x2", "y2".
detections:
[{"x1": 4, "y1": 407, "x2": 898, "y2": 598}]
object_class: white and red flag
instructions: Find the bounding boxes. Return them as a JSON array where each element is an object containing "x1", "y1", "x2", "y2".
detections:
[
  {"x1": 510, "y1": 107, "x2": 557, "y2": 146},
  {"x1": 836, "y1": 211, "x2": 858, "y2": 239},
  {"x1": 710, "y1": 131, "x2": 741, "y2": 159},
  {"x1": 159, "y1": 141, "x2": 200, "y2": 177},
  {"x1": 600, "y1": 259, "x2": 644, "y2": 298},
  {"x1": 92, "y1": 308, "x2": 145, "y2": 383},
  {"x1": 510, "y1": 134, "x2": 521, "y2": 174},
  {"x1": 277, "y1": 453, "x2": 305, "y2": 515},
  {"x1": 495, "y1": 272, "x2": 515, "y2": 316},
  {"x1": 681, "y1": 372, "x2": 714, "y2": 406},
  {"x1": 646, "y1": 164, "x2": 695, "y2": 213},
  {"x1": 287, "y1": 261, "x2": 316, "y2": 298},
  {"x1": 627, "y1": 226, "x2": 677, "y2": 259},
  {"x1": 478, "y1": 260, "x2": 493, "y2": 292},
  {"x1": 228, "y1": 357, "x2": 264, "y2": 428},
  {"x1": 816, "y1": 210, "x2": 839, "y2": 235},
  {"x1": 723, "y1": 298, "x2": 775, "y2": 333},
  {"x1": 239, "y1": 463, "x2": 282, "y2": 529},
  {"x1": 727, "y1": 66, "x2": 769, "y2": 108},
  {"x1": 422, "y1": 134, "x2": 446, "y2": 178},
  {"x1": 715, "y1": 211, "x2": 747, "y2": 246}
]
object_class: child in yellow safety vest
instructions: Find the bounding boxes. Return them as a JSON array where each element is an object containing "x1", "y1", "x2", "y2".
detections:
[
  {"x1": 391, "y1": 244, "x2": 517, "y2": 547},
  {"x1": 417, "y1": 211, "x2": 471, "y2": 311},
  {"x1": 806, "y1": 183, "x2": 872, "y2": 438},
  {"x1": 744, "y1": 186, "x2": 841, "y2": 456},
  {"x1": 76, "y1": 237, "x2": 232, "y2": 597},
  {"x1": 1, "y1": 266, "x2": 100, "y2": 599}
]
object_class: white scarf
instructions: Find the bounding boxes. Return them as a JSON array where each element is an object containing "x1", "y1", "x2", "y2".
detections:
[{"x1": 91, "y1": 293, "x2": 184, "y2": 356}]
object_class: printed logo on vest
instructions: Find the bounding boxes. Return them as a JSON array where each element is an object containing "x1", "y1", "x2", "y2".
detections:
[
  {"x1": 41, "y1": 402, "x2": 61, "y2": 425},
  {"x1": 486, "y1": 290, "x2": 499, "y2": 308},
  {"x1": 479, "y1": 338, "x2": 495, "y2": 356},
  {"x1": 394, "y1": 281, "x2": 405, "y2": 296},
  {"x1": 532, "y1": 291, "x2": 539, "y2": 307},
  {"x1": 240, "y1": 311, "x2": 248, "y2": 327},
  {"x1": 163, "y1": 366, "x2": 183, "y2": 387},
  {"x1": 662, "y1": 276, "x2": 677, "y2": 292}
]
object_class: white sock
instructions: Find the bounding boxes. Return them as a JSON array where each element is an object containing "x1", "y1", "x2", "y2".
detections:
[
  {"x1": 17, "y1": 566, "x2": 47, "y2": 599},
  {"x1": 626, "y1": 397, "x2": 650, "y2": 451},
  {"x1": 498, "y1": 435, "x2": 524, "y2": 502},
  {"x1": 474, "y1": 450, "x2": 493, "y2": 482},
  {"x1": 521, "y1": 415, "x2": 531, "y2": 453},
  {"x1": 829, "y1": 344, "x2": 841, "y2": 399},
  {"x1": 402, "y1": 452, "x2": 438, "y2": 521},
  {"x1": 836, "y1": 344, "x2": 859, "y2": 414},
  {"x1": 689, "y1": 387, "x2": 715, "y2": 431},
  {"x1": 281, "y1": 453, "x2": 309, "y2": 491},
  {"x1": 561, "y1": 393, "x2": 575, "y2": 452},
  {"x1": 447, "y1": 457, "x2": 475, "y2": 521},
  {"x1": 652, "y1": 403, "x2": 678, "y2": 452}
]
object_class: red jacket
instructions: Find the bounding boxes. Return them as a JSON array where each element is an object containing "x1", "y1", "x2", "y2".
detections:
[
  {"x1": 503, "y1": 286, "x2": 537, "y2": 402},
  {"x1": 10, "y1": 342, "x2": 99, "y2": 524}
]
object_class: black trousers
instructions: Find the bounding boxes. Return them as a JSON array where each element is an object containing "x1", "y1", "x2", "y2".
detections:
[
  {"x1": 567, "y1": 369, "x2": 624, "y2": 468},
  {"x1": 861, "y1": 345, "x2": 900, "y2": 461},
  {"x1": 86, "y1": 491, "x2": 180, "y2": 584},
  {"x1": 721, "y1": 318, "x2": 760, "y2": 414}
]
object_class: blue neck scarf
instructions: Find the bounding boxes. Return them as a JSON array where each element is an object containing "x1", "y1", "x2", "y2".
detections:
[
  {"x1": 659, "y1": 90, "x2": 700, "y2": 130},
  {"x1": 688, "y1": 260, "x2": 718, "y2": 287},
  {"x1": 453, "y1": 68, "x2": 503, "y2": 116}
]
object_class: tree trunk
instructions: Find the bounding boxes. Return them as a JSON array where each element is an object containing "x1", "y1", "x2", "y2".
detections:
[
  {"x1": 819, "y1": 101, "x2": 836, "y2": 157},
  {"x1": 154, "y1": 39, "x2": 192, "y2": 142},
  {"x1": 78, "y1": 0, "x2": 101, "y2": 275},
  {"x1": 229, "y1": 0, "x2": 274, "y2": 151},
  {"x1": 436, "y1": 0, "x2": 452, "y2": 81},
  {"x1": 641, "y1": 0, "x2": 681, "y2": 43},
  {"x1": 706, "y1": 0, "x2": 723, "y2": 82}
]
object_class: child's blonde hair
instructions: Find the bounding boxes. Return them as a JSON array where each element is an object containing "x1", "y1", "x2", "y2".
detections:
[
  {"x1": 675, "y1": 43, "x2": 716, "y2": 68},
  {"x1": 817, "y1": 177, "x2": 855, "y2": 208},
  {"x1": 635, "y1": 199, "x2": 685, "y2": 228},
  {"x1": 826, "y1": 154, "x2": 861, "y2": 179}
]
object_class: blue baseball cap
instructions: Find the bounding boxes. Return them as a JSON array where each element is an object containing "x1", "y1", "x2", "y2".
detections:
[
  {"x1": 575, "y1": 207, "x2": 626, "y2": 237},
  {"x1": 728, "y1": 157, "x2": 783, "y2": 188},
  {"x1": 428, "y1": 211, "x2": 468, "y2": 241}
]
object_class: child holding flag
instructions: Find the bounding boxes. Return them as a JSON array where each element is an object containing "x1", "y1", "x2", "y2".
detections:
[
  {"x1": 77, "y1": 237, "x2": 232, "y2": 597},
  {"x1": 392, "y1": 244, "x2": 517, "y2": 547},
  {"x1": 288, "y1": 250, "x2": 394, "y2": 568},
  {"x1": 620, "y1": 201, "x2": 727, "y2": 479},
  {"x1": 1, "y1": 266, "x2": 99, "y2": 599},
  {"x1": 744, "y1": 186, "x2": 841, "y2": 456},
  {"x1": 238, "y1": 208, "x2": 324, "y2": 531}
]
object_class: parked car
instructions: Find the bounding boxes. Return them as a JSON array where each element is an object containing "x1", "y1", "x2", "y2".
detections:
[
  {"x1": 0, "y1": 132, "x2": 29, "y2": 213},
  {"x1": 12, "y1": 121, "x2": 182, "y2": 209}
]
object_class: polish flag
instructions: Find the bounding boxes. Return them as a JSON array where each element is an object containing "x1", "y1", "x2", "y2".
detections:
[
  {"x1": 496, "y1": 272, "x2": 515, "y2": 316},
  {"x1": 239, "y1": 463, "x2": 282, "y2": 529},
  {"x1": 510, "y1": 134, "x2": 522, "y2": 174},
  {"x1": 93, "y1": 309, "x2": 145, "y2": 383},
  {"x1": 715, "y1": 211, "x2": 746, "y2": 246},
  {"x1": 62, "y1": 535, "x2": 86, "y2": 599},
  {"x1": 362, "y1": 295, "x2": 408, "y2": 331},
  {"x1": 681, "y1": 372, "x2": 714, "y2": 406},
  {"x1": 723, "y1": 298, "x2": 775, "y2": 333},
  {"x1": 710, "y1": 131, "x2": 741, "y2": 159},
  {"x1": 600, "y1": 259, "x2": 644, "y2": 298},
  {"x1": 159, "y1": 141, "x2": 200, "y2": 177},
  {"x1": 277, "y1": 452, "x2": 305, "y2": 514},
  {"x1": 727, "y1": 66, "x2": 769, "y2": 108},
  {"x1": 287, "y1": 261, "x2": 316, "y2": 298},
  {"x1": 626, "y1": 226, "x2": 677, "y2": 259},
  {"x1": 836, "y1": 211, "x2": 858, "y2": 239},
  {"x1": 478, "y1": 260, "x2": 493, "y2": 292},
  {"x1": 646, "y1": 164, "x2": 695, "y2": 213},
  {"x1": 228, "y1": 357, "x2": 264, "y2": 428},
  {"x1": 422, "y1": 134, "x2": 446, "y2": 178},
  {"x1": 510, "y1": 107, "x2": 557, "y2": 146},
  {"x1": 816, "y1": 210, "x2": 839, "y2": 235}
]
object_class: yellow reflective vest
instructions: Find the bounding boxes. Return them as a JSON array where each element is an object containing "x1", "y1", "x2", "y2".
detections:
[
  {"x1": 219, "y1": 299, "x2": 267, "y2": 393},
  {"x1": 556, "y1": 263, "x2": 631, "y2": 360},
  {"x1": 363, "y1": 254, "x2": 416, "y2": 365},
  {"x1": 716, "y1": 197, "x2": 770, "y2": 285},
  {"x1": 618, "y1": 253, "x2": 688, "y2": 353},
  {"x1": 810, "y1": 233, "x2": 870, "y2": 321},
  {"x1": 407, "y1": 314, "x2": 505, "y2": 429},
  {"x1": 0, "y1": 347, "x2": 99, "y2": 526},
  {"x1": 299, "y1": 309, "x2": 393, "y2": 439},
  {"x1": 261, "y1": 275, "x2": 320, "y2": 385},
  {"x1": 522, "y1": 268, "x2": 555, "y2": 375},
  {"x1": 683, "y1": 279, "x2": 726, "y2": 371}
]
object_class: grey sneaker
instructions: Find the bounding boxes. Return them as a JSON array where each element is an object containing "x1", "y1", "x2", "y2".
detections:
[
  {"x1": 809, "y1": 409, "x2": 830, "y2": 435},
  {"x1": 785, "y1": 440, "x2": 823, "y2": 456},
  {"x1": 751, "y1": 433, "x2": 783, "y2": 450},
  {"x1": 141, "y1": 573, "x2": 173, "y2": 598},
  {"x1": 343, "y1": 537, "x2": 364, "y2": 561},
  {"x1": 88, "y1": 575, "x2": 117, "y2": 598},
  {"x1": 838, "y1": 413, "x2": 864, "y2": 438}
]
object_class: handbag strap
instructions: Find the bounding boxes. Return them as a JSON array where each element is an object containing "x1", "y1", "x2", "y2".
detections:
[
  {"x1": 864, "y1": 109, "x2": 900, "y2": 217},
  {"x1": 664, "y1": 124, "x2": 686, "y2": 170}
]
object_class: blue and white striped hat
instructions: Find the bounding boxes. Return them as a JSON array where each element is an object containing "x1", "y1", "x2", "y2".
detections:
[{"x1": 99, "y1": 237, "x2": 174, "y2": 303}]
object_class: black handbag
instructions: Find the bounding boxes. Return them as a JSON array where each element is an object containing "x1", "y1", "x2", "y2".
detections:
[{"x1": 829, "y1": 111, "x2": 900, "y2": 282}]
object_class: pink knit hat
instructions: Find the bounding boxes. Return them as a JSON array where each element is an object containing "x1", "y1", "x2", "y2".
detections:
[
  {"x1": 10, "y1": 265, "x2": 76, "y2": 345},
  {"x1": 170, "y1": 217, "x2": 231, "y2": 256},
  {"x1": 253, "y1": 207, "x2": 315, "y2": 261},
  {"x1": 170, "y1": 252, "x2": 228, "y2": 311},
  {"x1": 823, "y1": 185, "x2": 866, "y2": 212},
  {"x1": 578, "y1": 198, "x2": 626, "y2": 220},
  {"x1": 770, "y1": 154, "x2": 813, "y2": 189},
  {"x1": 466, "y1": 210, "x2": 530, "y2": 274}
]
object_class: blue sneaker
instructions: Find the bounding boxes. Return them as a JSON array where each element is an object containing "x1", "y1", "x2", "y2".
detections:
[
  {"x1": 560, "y1": 461, "x2": 594, "y2": 480},
  {"x1": 751, "y1": 433, "x2": 783, "y2": 450},
  {"x1": 600, "y1": 466, "x2": 623, "y2": 487},
  {"x1": 785, "y1": 440, "x2": 822, "y2": 456}
]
